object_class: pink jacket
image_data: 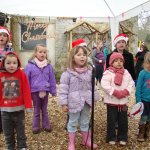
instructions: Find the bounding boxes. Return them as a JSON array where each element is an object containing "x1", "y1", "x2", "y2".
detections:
[{"x1": 101, "y1": 69, "x2": 135, "y2": 105}]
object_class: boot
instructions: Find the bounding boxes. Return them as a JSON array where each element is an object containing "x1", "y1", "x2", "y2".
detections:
[
  {"x1": 145, "y1": 122, "x2": 150, "y2": 138},
  {"x1": 68, "y1": 132, "x2": 76, "y2": 150},
  {"x1": 81, "y1": 131, "x2": 98, "y2": 149},
  {"x1": 137, "y1": 124, "x2": 146, "y2": 142}
]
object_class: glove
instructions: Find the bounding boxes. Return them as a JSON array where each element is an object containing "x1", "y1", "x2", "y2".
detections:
[
  {"x1": 113, "y1": 89, "x2": 129, "y2": 99},
  {"x1": 122, "y1": 89, "x2": 129, "y2": 97},
  {"x1": 39, "y1": 91, "x2": 46, "y2": 98},
  {"x1": 99, "y1": 60, "x2": 102, "y2": 63}
]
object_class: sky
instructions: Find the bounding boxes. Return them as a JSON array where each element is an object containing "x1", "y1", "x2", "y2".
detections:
[{"x1": 0, "y1": 0, "x2": 149, "y2": 17}]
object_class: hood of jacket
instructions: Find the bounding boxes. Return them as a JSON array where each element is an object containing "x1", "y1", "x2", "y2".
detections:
[{"x1": 1, "y1": 52, "x2": 21, "y2": 71}]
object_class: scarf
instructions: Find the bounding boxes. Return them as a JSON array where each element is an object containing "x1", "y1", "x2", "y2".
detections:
[
  {"x1": 108, "y1": 66, "x2": 124, "y2": 86},
  {"x1": 34, "y1": 57, "x2": 47, "y2": 68},
  {"x1": 74, "y1": 67, "x2": 88, "y2": 74}
]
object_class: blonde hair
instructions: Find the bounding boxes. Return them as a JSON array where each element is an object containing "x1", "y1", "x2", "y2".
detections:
[
  {"x1": 67, "y1": 46, "x2": 88, "y2": 69},
  {"x1": 29, "y1": 44, "x2": 50, "y2": 62},
  {"x1": 143, "y1": 52, "x2": 150, "y2": 70}
]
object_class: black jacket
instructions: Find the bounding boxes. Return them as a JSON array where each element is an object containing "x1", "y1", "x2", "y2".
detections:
[
  {"x1": 106, "y1": 49, "x2": 136, "y2": 80},
  {"x1": 135, "y1": 49, "x2": 149, "y2": 78}
]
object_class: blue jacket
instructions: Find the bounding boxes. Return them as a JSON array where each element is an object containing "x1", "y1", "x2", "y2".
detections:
[
  {"x1": 136, "y1": 69, "x2": 150, "y2": 103},
  {"x1": 25, "y1": 60, "x2": 56, "y2": 95}
]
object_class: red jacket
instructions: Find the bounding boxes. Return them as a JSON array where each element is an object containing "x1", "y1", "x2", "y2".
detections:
[{"x1": 0, "y1": 52, "x2": 32, "y2": 112}]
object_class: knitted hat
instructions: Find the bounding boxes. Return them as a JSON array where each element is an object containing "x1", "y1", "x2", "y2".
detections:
[
  {"x1": 0, "y1": 26, "x2": 10, "y2": 36},
  {"x1": 109, "y1": 52, "x2": 124, "y2": 66},
  {"x1": 113, "y1": 34, "x2": 128, "y2": 46},
  {"x1": 72, "y1": 39, "x2": 87, "y2": 48}
]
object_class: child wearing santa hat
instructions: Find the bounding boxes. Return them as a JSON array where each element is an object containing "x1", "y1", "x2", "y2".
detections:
[
  {"x1": 106, "y1": 33, "x2": 136, "y2": 81},
  {"x1": 0, "y1": 26, "x2": 13, "y2": 63},
  {"x1": 0, "y1": 26, "x2": 13, "y2": 133},
  {"x1": 101, "y1": 52, "x2": 135, "y2": 145}
]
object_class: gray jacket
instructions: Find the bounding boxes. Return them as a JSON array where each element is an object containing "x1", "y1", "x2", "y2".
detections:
[{"x1": 59, "y1": 69, "x2": 99, "y2": 113}]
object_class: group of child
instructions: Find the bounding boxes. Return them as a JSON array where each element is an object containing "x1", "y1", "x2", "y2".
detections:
[{"x1": 0, "y1": 25, "x2": 150, "y2": 150}]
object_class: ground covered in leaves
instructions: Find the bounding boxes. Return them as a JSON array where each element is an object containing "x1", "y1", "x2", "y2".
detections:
[{"x1": 0, "y1": 87, "x2": 150, "y2": 150}]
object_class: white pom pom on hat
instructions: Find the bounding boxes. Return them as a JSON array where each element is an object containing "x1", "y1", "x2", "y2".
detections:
[
  {"x1": 72, "y1": 39, "x2": 87, "y2": 48},
  {"x1": 0, "y1": 26, "x2": 10, "y2": 36},
  {"x1": 113, "y1": 34, "x2": 128, "y2": 46}
]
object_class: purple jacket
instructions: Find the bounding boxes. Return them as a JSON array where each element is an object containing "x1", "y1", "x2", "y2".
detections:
[
  {"x1": 59, "y1": 69, "x2": 99, "y2": 113},
  {"x1": 25, "y1": 60, "x2": 56, "y2": 95}
]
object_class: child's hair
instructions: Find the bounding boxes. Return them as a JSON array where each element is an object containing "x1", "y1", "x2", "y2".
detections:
[
  {"x1": 2, "y1": 53, "x2": 21, "y2": 69},
  {"x1": 67, "y1": 46, "x2": 88, "y2": 69},
  {"x1": 29, "y1": 44, "x2": 51, "y2": 62},
  {"x1": 143, "y1": 52, "x2": 150, "y2": 70}
]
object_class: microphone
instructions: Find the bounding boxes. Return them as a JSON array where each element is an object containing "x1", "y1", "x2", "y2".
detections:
[{"x1": 87, "y1": 57, "x2": 95, "y2": 68}]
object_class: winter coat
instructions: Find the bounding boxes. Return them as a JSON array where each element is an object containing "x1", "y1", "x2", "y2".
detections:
[
  {"x1": 135, "y1": 49, "x2": 149, "y2": 78},
  {"x1": 25, "y1": 60, "x2": 56, "y2": 95},
  {"x1": 92, "y1": 48, "x2": 105, "y2": 66},
  {"x1": 59, "y1": 69, "x2": 99, "y2": 113},
  {"x1": 106, "y1": 49, "x2": 136, "y2": 80},
  {"x1": 0, "y1": 52, "x2": 32, "y2": 112},
  {"x1": 101, "y1": 69, "x2": 135, "y2": 105}
]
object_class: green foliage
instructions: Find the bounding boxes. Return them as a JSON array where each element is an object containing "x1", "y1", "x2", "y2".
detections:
[{"x1": 54, "y1": 63, "x2": 63, "y2": 83}]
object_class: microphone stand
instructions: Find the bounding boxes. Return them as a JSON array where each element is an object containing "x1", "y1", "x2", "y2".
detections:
[{"x1": 91, "y1": 66, "x2": 96, "y2": 150}]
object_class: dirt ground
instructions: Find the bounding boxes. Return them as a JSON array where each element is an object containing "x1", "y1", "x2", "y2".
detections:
[{"x1": 0, "y1": 87, "x2": 150, "y2": 150}]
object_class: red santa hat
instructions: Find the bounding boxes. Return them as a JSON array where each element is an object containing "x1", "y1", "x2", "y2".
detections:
[
  {"x1": 72, "y1": 39, "x2": 87, "y2": 48},
  {"x1": 0, "y1": 26, "x2": 10, "y2": 36},
  {"x1": 113, "y1": 34, "x2": 128, "y2": 46},
  {"x1": 129, "y1": 102, "x2": 144, "y2": 118}
]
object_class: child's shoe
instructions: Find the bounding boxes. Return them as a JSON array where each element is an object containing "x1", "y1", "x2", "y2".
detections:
[
  {"x1": 119, "y1": 141, "x2": 126, "y2": 146},
  {"x1": 108, "y1": 141, "x2": 116, "y2": 145},
  {"x1": 32, "y1": 129, "x2": 40, "y2": 134},
  {"x1": 43, "y1": 128, "x2": 52, "y2": 132},
  {"x1": 137, "y1": 124, "x2": 146, "y2": 142}
]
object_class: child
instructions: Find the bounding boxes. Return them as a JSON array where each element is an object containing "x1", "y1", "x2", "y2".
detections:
[
  {"x1": 0, "y1": 26, "x2": 13, "y2": 133},
  {"x1": 92, "y1": 40, "x2": 105, "y2": 84},
  {"x1": 0, "y1": 52, "x2": 32, "y2": 149},
  {"x1": 59, "y1": 45, "x2": 99, "y2": 150},
  {"x1": 136, "y1": 52, "x2": 150, "y2": 142},
  {"x1": 101, "y1": 52, "x2": 135, "y2": 145},
  {"x1": 25, "y1": 44, "x2": 56, "y2": 134},
  {"x1": 0, "y1": 26, "x2": 13, "y2": 63}
]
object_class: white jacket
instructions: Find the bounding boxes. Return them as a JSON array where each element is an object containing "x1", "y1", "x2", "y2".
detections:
[{"x1": 101, "y1": 69, "x2": 135, "y2": 105}]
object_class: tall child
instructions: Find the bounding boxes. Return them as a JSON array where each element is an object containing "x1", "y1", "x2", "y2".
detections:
[
  {"x1": 101, "y1": 52, "x2": 135, "y2": 145},
  {"x1": 136, "y1": 52, "x2": 150, "y2": 142},
  {"x1": 25, "y1": 44, "x2": 56, "y2": 134},
  {"x1": 0, "y1": 26, "x2": 13, "y2": 133},
  {"x1": 59, "y1": 45, "x2": 99, "y2": 150},
  {"x1": 0, "y1": 52, "x2": 32, "y2": 149}
]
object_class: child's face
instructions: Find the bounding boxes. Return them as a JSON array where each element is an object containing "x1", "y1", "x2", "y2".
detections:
[
  {"x1": 74, "y1": 48, "x2": 87, "y2": 68},
  {"x1": 35, "y1": 46, "x2": 47, "y2": 61},
  {"x1": 97, "y1": 42, "x2": 103, "y2": 49},
  {"x1": 115, "y1": 40, "x2": 126, "y2": 51},
  {"x1": 112, "y1": 58, "x2": 123, "y2": 69},
  {"x1": 4, "y1": 56, "x2": 18, "y2": 73},
  {"x1": 0, "y1": 33, "x2": 8, "y2": 46}
]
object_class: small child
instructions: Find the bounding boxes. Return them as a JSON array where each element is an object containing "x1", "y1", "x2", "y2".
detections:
[
  {"x1": 136, "y1": 52, "x2": 150, "y2": 142},
  {"x1": 0, "y1": 26, "x2": 13, "y2": 133},
  {"x1": 25, "y1": 44, "x2": 56, "y2": 134},
  {"x1": 59, "y1": 45, "x2": 99, "y2": 149},
  {"x1": 101, "y1": 52, "x2": 135, "y2": 145},
  {"x1": 0, "y1": 52, "x2": 32, "y2": 149},
  {"x1": 0, "y1": 26, "x2": 13, "y2": 63}
]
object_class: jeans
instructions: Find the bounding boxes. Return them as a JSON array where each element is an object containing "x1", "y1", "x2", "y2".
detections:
[
  {"x1": 106, "y1": 105, "x2": 128, "y2": 142},
  {"x1": 31, "y1": 92, "x2": 50, "y2": 130},
  {"x1": 67, "y1": 103, "x2": 90, "y2": 133},
  {"x1": 1, "y1": 111, "x2": 27, "y2": 150}
]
